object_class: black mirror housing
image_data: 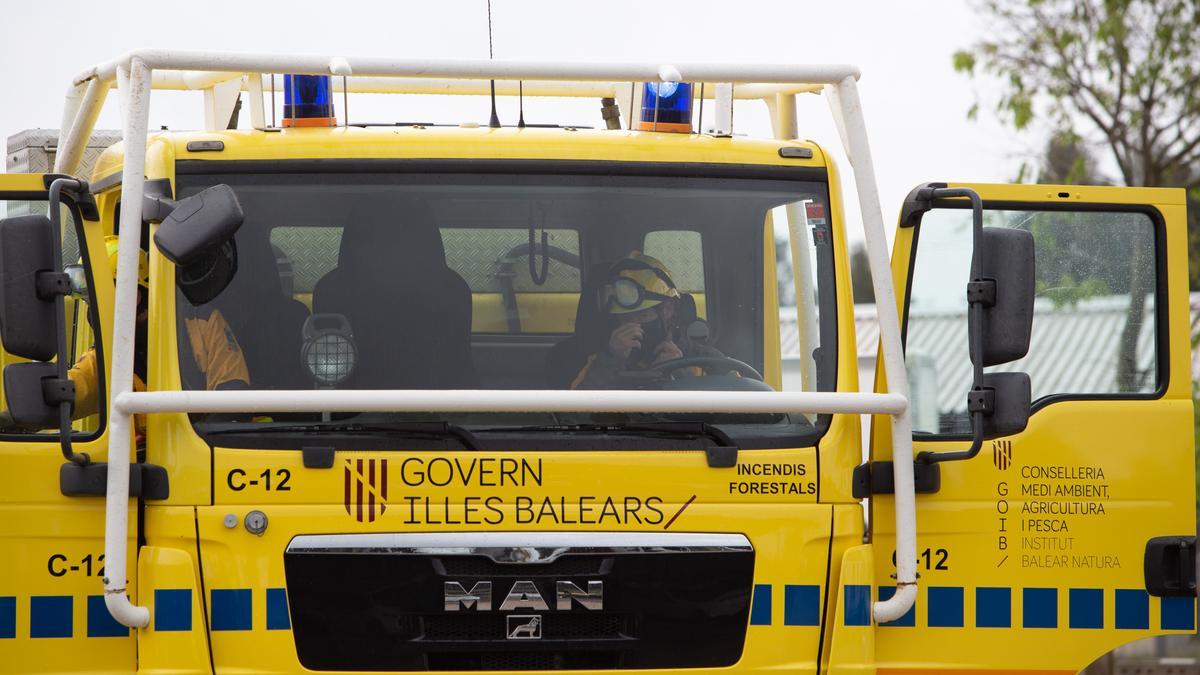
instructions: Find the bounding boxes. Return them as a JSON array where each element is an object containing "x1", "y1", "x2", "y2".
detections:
[
  {"x1": 176, "y1": 239, "x2": 239, "y2": 306},
  {"x1": 0, "y1": 215, "x2": 59, "y2": 361},
  {"x1": 153, "y1": 184, "x2": 243, "y2": 266},
  {"x1": 154, "y1": 184, "x2": 244, "y2": 306},
  {"x1": 979, "y1": 371, "x2": 1031, "y2": 439},
  {"x1": 4, "y1": 362, "x2": 66, "y2": 428},
  {"x1": 970, "y1": 227, "x2": 1035, "y2": 366}
]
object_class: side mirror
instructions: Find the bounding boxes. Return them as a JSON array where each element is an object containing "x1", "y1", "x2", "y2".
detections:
[
  {"x1": 978, "y1": 372, "x2": 1031, "y2": 439},
  {"x1": 152, "y1": 184, "x2": 244, "y2": 306},
  {"x1": 914, "y1": 186, "x2": 1036, "y2": 465},
  {"x1": 969, "y1": 227, "x2": 1035, "y2": 366},
  {"x1": 3, "y1": 362, "x2": 67, "y2": 428},
  {"x1": 0, "y1": 178, "x2": 91, "y2": 465},
  {"x1": 0, "y1": 215, "x2": 60, "y2": 361},
  {"x1": 154, "y1": 184, "x2": 243, "y2": 265}
]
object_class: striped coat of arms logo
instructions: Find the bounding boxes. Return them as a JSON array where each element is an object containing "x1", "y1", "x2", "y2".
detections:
[
  {"x1": 992, "y1": 440, "x2": 1012, "y2": 471},
  {"x1": 344, "y1": 458, "x2": 388, "y2": 522}
]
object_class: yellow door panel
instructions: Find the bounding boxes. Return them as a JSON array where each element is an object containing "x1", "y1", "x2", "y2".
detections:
[
  {"x1": 0, "y1": 503, "x2": 136, "y2": 673},
  {"x1": 136, "y1": 545, "x2": 211, "y2": 675},
  {"x1": 0, "y1": 178, "x2": 136, "y2": 674},
  {"x1": 870, "y1": 183, "x2": 1195, "y2": 672},
  {"x1": 824, "y1": 542, "x2": 876, "y2": 674}
]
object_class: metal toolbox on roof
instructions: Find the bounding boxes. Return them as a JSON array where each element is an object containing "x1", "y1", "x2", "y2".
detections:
[{"x1": 6, "y1": 128, "x2": 121, "y2": 177}]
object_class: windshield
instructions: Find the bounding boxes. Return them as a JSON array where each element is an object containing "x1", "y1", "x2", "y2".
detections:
[{"x1": 176, "y1": 169, "x2": 837, "y2": 448}]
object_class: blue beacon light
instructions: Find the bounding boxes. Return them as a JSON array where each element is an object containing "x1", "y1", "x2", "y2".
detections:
[
  {"x1": 282, "y1": 74, "x2": 336, "y2": 127},
  {"x1": 639, "y1": 81, "x2": 693, "y2": 133}
]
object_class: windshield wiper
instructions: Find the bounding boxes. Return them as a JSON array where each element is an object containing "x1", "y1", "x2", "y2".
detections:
[
  {"x1": 205, "y1": 421, "x2": 479, "y2": 450},
  {"x1": 480, "y1": 421, "x2": 738, "y2": 467}
]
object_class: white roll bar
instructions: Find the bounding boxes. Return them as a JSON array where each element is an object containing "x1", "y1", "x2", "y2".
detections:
[
  {"x1": 829, "y1": 78, "x2": 917, "y2": 622},
  {"x1": 117, "y1": 390, "x2": 907, "y2": 416},
  {"x1": 148, "y1": 73, "x2": 821, "y2": 100},
  {"x1": 71, "y1": 50, "x2": 862, "y2": 87},
  {"x1": 68, "y1": 51, "x2": 915, "y2": 629},
  {"x1": 103, "y1": 57, "x2": 152, "y2": 629}
]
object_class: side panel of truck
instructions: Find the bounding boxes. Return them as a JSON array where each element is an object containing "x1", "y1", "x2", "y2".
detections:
[
  {"x1": 0, "y1": 175, "x2": 136, "y2": 674},
  {"x1": 869, "y1": 184, "x2": 1196, "y2": 672}
]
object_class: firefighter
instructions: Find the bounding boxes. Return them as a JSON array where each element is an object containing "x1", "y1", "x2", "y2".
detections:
[
  {"x1": 0, "y1": 236, "x2": 250, "y2": 433},
  {"x1": 571, "y1": 251, "x2": 722, "y2": 389}
]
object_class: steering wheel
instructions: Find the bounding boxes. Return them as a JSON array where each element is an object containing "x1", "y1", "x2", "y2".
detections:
[{"x1": 647, "y1": 356, "x2": 765, "y2": 381}]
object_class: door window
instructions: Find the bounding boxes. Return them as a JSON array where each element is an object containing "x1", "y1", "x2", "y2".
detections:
[
  {"x1": 0, "y1": 198, "x2": 104, "y2": 436},
  {"x1": 905, "y1": 207, "x2": 1159, "y2": 434}
]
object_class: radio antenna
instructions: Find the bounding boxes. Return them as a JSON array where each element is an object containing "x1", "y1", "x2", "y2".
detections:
[
  {"x1": 518, "y1": 81, "x2": 526, "y2": 128},
  {"x1": 487, "y1": 0, "x2": 501, "y2": 129}
]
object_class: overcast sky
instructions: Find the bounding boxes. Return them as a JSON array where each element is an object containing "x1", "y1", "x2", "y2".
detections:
[{"x1": 1, "y1": 0, "x2": 1029, "y2": 246}]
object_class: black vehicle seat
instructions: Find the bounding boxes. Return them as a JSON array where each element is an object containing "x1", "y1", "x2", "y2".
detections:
[
  {"x1": 545, "y1": 262, "x2": 613, "y2": 388},
  {"x1": 312, "y1": 207, "x2": 476, "y2": 389},
  {"x1": 200, "y1": 231, "x2": 312, "y2": 390}
]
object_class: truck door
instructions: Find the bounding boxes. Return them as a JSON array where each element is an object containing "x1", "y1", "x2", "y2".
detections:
[
  {"x1": 870, "y1": 183, "x2": 1195, "y2": 672},
  {"x1": 0, "y1": 175, "x2": 135, "y2": 673}
]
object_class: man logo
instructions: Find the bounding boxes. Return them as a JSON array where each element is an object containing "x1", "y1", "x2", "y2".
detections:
[
  {"x1": 344, "y1": 458, "x2": 388, "y2": 522},
  {"x1": 444, "y1": 580, "x2": 603, "y2": 612},
  {"x1": 993, "y1": 440, "x2": 1012, "y2": 471},
  {"x1": 507, "y1": 615, "x2": 542, "y2": 640}
]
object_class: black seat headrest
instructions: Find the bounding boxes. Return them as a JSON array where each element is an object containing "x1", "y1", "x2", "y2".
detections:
[{"x1": 339, "y1": 200, "x2": 445, "y2": 274}]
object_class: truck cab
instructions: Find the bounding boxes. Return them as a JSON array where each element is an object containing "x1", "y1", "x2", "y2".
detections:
[{"x1": 0, "y1": 54, "x2": 1193, "y2": 674}]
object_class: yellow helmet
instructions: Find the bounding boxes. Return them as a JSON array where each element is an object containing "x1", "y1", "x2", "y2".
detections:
[
  {"x1": 105, "y1": 235, "x2": 149, "y2": 289},
  {"x1": 600, "y1": 251, "x2": 680, "y2": 314}
]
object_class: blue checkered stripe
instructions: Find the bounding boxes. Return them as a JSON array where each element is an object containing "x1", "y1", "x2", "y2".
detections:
[
  {"x1": 749, "y1": 584, "x2": 823, "y2": 626},
  {"x1": 834, "y1": 586, "x2": 1197, "y2": 630},
  {"x1": 0, "y1": 588, "x2": 290, "y2": 638}
]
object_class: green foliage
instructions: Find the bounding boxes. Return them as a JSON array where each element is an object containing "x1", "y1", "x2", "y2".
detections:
[
  {"x1": 955, "y1": 0, "x2": 1200, "y2": 290},
  {"x1": 952, "y1": 50, "x2": 977, "y2": 74},
  {"x1": 1036, "y1": 274, "x2": 1111, "y2": 308},
  {"x1": 1018, "y1": 208, "x2": 1142, "y2": 307}
]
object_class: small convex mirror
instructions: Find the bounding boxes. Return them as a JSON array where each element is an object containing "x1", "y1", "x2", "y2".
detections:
[
  {"x1": 969, "y1": 227, "x2": 1035, "y2": 366},
  {"x1": 3, "y1": 361, "x2": 63, "y2": 428},
  {"x1": 979, "y1": 372, "x2": 1031, "y2": 439},
  {"x1": 63, "y1": 264, "x2": 88, "y2": 299}
]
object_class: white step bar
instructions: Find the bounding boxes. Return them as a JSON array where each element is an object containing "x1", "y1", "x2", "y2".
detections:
[{"x1": 57, "y1": 50, "x2": 916, "y2": 630}]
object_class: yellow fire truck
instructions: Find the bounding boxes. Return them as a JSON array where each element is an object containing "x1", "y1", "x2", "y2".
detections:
[{"x1": 0, "y1": 51, "x2": 1193, "y2": 674}]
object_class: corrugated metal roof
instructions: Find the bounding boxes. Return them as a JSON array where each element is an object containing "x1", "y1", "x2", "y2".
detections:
[{"x1": 781, "y1": 292, "x2": 1200, "y2": 415}]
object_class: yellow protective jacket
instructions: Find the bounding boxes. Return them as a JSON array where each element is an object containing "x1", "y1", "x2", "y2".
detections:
[
  {"x1": 181, "y1": 308, "x2": 251, "y2": 391},
  {"x1": 68, "y1": 309, "x2": 250, "y2": 431}
]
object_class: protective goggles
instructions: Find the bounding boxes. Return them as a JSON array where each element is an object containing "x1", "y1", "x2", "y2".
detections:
[
  {"x1": 601, "y1": 259, "x2": 678, "y2": 311},
  {"x1": 604, "y1": 277, "x2": 677, "y2": 311}
]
